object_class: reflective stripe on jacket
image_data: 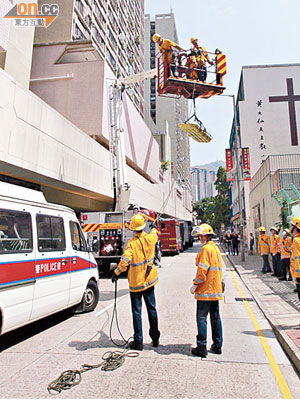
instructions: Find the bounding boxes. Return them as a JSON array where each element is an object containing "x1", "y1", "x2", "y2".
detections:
[
  {"x1": 193, "y1": 240, "x2": 223, "y2": 301},
  {"x1": 281, "y1": 236, "x2": 292, "y2": 259},
  {"x1": 258, "y1": 234, "x2": 270, "y2": 255},
  {"x1": 290, "y1": 233, "x2": 300, "y2": 280},
  {"x1": 271, "y1": 234, "x2": 281, "y2": 255},
  {"x1": 115, "y1": 228, "x2": 158, "y2": 292},
  {"x1": 159, "y1": 39, "x2": 182, "y2": 63}
]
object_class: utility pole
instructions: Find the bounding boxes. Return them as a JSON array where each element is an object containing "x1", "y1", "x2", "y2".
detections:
[{"x1": 232, "y1": 94, "x2": 245, "y2": 262}]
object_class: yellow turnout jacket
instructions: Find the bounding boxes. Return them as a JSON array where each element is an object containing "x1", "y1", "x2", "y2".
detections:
[
  {"x1": 281, "y1": 236, "x2": 292, "y2": 259},
  {"x1": 115, "y1": 228, "x2": 158, "y2": 292},
  {"x1": 193, "y1": 240, "x2": 223, "y2": 301},
  {"x1": 291, "y1": 233, "x2": 300, "y2": 280},
  {"x1": 258, "y1": 233, "x2": 270, "y2": 256},
  {"x1": 271, "y1": 234, "x2": 281, "y2": 255},
  {"x1": 158, "y1": 39, "x2": 182, "y2": 64}
]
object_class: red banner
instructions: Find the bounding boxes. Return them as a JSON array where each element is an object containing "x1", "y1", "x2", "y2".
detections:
[
  {"x1": 225, "y1": 149, "x2": 234, "y2": 182},
  {"x1": 242, "y1": 147, "x2": 251, "y2": 181}
]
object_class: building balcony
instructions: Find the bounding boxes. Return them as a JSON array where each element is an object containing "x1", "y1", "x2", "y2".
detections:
[{"x1": 271, "y1": 168, "x2": 300, "y2": 203}]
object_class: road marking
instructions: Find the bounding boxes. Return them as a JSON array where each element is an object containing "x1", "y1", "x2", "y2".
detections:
[
  {"x1": 95, "y1": 303, "x2": 114, "y2": 317},
  {"x1": 223, "y1": 255, "x2": 293, "y2": 399}
]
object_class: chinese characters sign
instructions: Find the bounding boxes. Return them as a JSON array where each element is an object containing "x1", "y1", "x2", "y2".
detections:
[
  {"x1": 225, "y1": 149, "x2": 234, "y2": 182},
  {"x1": 242, "y1": 147, "x2": 251, "y2": 181},
  {"x1": 256, "y1": 99, "x2": 266, "y2": 163},
  {"x1": 3, "y1": 3, "x2": 59, "y2": 28}
]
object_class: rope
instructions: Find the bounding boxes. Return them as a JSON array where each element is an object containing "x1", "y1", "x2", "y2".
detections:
[{"x1": 47, "y1": 281, "x2": 139, "y2": 394}]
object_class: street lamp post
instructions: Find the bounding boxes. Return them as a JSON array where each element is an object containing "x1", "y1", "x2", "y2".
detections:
[
  {"x1": 232, "y1": 94, "x2": 245, "y2": 262},
  {"x1": 221, "y1": 94, "x2": 245, "y2": 262}
]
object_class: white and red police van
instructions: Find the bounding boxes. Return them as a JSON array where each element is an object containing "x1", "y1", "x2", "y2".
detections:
[{"x1": 0, "y1": 182, "x2": 99, "y2": 336}]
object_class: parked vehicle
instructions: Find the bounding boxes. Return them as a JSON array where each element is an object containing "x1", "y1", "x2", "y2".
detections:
[
  {"x1": 179, "y1": 220, "x2": 189, "y2": 251},
  {"x1": 159, "y1": 218, "x2": 181, "y2": 255},
  {"x1": 81, "y1": 209, "x2": 156, "y2": 274},
  {"x1": 0, "y1": 182, "x2": 99, "y2": 336}
]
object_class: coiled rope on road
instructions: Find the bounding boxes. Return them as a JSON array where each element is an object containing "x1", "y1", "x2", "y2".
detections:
[
  {"x1": 47, "y1": 349, "x2": 139, "y2": 394},
  {"x1": 47, "y1": 281, "x2": 139, "y2": 394}
]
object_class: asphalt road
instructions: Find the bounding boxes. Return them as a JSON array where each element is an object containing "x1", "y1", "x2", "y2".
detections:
[{"x1": 0, "y1": 242, "x2": 300, "y2": 398}]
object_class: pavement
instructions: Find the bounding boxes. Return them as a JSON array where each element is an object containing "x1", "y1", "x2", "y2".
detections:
[{"x1": 224, "y1": 247, "x2": 300, "y2": 375}]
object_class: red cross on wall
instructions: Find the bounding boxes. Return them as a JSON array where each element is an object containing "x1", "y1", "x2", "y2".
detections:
[{"x1": 269, "y1": 78, "x2": 300, "y2": 146}]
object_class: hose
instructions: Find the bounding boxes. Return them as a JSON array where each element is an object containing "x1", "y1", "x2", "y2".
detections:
[{"x1": 47, "y1": 281, "x2": 138, "y2": 394}]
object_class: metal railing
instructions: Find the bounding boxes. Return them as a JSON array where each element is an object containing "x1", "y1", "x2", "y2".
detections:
[
  {"x1": 250, "y1": 154, "x2": 300, "y2": 192},
  {"x1": 271, "y1": 168, "x2": 300, "y2": 195}
]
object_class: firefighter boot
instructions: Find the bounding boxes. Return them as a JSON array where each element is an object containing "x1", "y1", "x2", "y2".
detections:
[
  {"x1": 191, "y1": 345, "x2": 207, "y2": 358},
  {"x1": 128, "y1": 341, "x2": 143, "y2": 351},
  {"x1": 210, "y1": 344, "x2": 222, "y2": 354}
]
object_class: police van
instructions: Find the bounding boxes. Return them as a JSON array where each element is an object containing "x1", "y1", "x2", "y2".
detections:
[{"x1": 0, "y1": 182, "x2": 99, "y2": 336}]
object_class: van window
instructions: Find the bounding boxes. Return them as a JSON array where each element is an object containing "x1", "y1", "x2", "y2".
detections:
[
  {"x1": 0, "y1": 209, "x2": 33, "y2": 253},
  {"x1": 37, "y1": 215, "x2": 66, "y2": 252},
  {"x1": 70, "y1": 221, "x2": 87, "y2": 251}
]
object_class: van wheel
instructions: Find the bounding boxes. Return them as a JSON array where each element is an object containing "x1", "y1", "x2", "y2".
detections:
[{"x1": 82, "y1": 280, "x2": 99, "y2": 313}]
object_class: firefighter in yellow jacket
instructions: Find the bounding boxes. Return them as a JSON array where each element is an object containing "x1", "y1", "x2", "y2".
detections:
[
  {"x1": 112, "y1": 213, "x2": 160, "y2": 351},
  {"x1": 270, "y1": 226, "x2": 282, "y2": 277},
  {"x1": 258, "y1": 226, "x2": 271, "y2": 273},
  {"x1": 152, "y1": 33, "x2": 183, "y2": 77},
  {"x1": 190, "y1": 223, "x2": 223, "y2": 358},
  {"x1": 190, "y1": 37, "x2": 213, "y2": 81},
  {"x1": 280, "y1": 228, "x2": 292, "y2": 280},
  {"x1": 290, "y1": 217, "x2": 300, "y2": 300}
]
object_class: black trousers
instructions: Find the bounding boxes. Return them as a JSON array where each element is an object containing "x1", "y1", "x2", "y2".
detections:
[{"x1": 281, "y1": 258, "x2": 290, "y2": 279}]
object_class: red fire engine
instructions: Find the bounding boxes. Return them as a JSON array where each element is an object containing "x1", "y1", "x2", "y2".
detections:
[{"x1": 159, "y1": 218, "x2": 182, "y2": 255}]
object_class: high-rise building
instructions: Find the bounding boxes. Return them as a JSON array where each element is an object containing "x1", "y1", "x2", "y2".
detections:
[
  {"x1": 144, "y1": 13, "x2": 191, "y2": 193},
  {"x1": 34, "y1": 0, "x2": 145, "y2": 116},
  {"x1": 0, "y1": 0, "x2": 35, "y2": 88},
  {"x1": 191, "y1": 167, "x2": 217, "y2": 202}
]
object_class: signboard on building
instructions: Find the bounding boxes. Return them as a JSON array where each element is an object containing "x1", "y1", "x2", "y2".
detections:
[
  {"x1": 225, "y1": 149, "x2": 234, "y2": 181},
  {"x1": 242, "y1": 147, "x2": 251, "y2": 181}
]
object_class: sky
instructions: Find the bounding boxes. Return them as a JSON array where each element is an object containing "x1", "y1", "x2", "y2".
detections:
[{"x1": 144, "y1": 0, "x2": 300, "y2": 166}]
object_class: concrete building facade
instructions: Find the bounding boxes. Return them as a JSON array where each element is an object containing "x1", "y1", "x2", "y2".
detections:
[
  {"x1": 229, "y1": 64, "x2": 300, "y2": 244},
  {"x1": 0, "y1": 0, "x2": 36, "y2": 88},
  {"x1": 35, "y1": 0, "x2": 145, "y2": 116}
]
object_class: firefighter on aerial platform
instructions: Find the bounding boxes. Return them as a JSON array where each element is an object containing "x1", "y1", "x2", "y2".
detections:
[
  {"x1": 152, "y1": 33, "x2": 183, "y2": 77},
  {"x1": 112, "y1": 213, "x2": 160, "y2": 351},
  {"x1": 190, "y1": 37, "x2": 213, "y2": 82}
]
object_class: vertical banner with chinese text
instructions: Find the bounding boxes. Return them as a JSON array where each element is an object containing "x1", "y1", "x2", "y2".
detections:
[
  {"x1": 225, "y1": 149, "x2": 234, "y2": 182},
  {"x1": 242, "y1": 147, "x2": 251, "y2": 181}
]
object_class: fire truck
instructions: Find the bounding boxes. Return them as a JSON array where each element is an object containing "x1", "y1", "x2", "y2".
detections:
[
  {"x1": 81, "y1": 209, "x2": 157, "y2": 274},
  {"x1": 159, "y1": 218, "x2": 182, "y2": 255}
]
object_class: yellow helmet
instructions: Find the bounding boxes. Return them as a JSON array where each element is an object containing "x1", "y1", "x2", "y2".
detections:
[
  {"x1": 193, "y1": 223, "x2": 214, "y2": 236},
  {"x1": 291, "y1": 216, "x2": 300, "y2": 228},
  {"x1": 258, "y1": 226, "x2": 266, "y2": 232},
  {"x1": 190, "y1": 36, "x2": 197, "y2": 43},
  {"x1": 270, "y1": 226, "x2": 279, "y2": 233},
  {"x1": 129, "y1": 213, "x2": 146, "y2": 231},
  {"x1": 152, "y1": 33, "x2": 161, "y2": 43}
]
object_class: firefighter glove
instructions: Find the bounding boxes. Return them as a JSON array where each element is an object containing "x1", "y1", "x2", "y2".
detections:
[
  {"x1": 112, "y1": 273, "x2": 118, "y2": 283},
  {"x1": 190, "y1": 284, "x2": 198, "y2": 294}
]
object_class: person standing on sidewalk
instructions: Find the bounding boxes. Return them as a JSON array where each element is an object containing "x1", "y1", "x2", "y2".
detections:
[
  {"x1": 223, "y1": 231, "x2": 232, "y2": 255},
  {"x1": 190, "y1": 223, "x2": 223, "y2": 358},
  {"x1": 280, "y1": 228, "x2": 292, "y2": 281},
  {"x1": 249, "y1": 233, "x2": 255, "y2": 255},
  {"x1": 270, "y1": 226, "x2": 282, "y2": 277},
  {"x1": 231, "y1": 232, "x2": 240, "y2": 256},
  {"x1": 112, "y1": 213, "x2": 160, "y2": 351},
  {"x1": 290, "y1": 217, "x2": 300, "y2": 300},
  {"x1": 258, "y1": 226, "x2": 271, "y2": 273}
]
